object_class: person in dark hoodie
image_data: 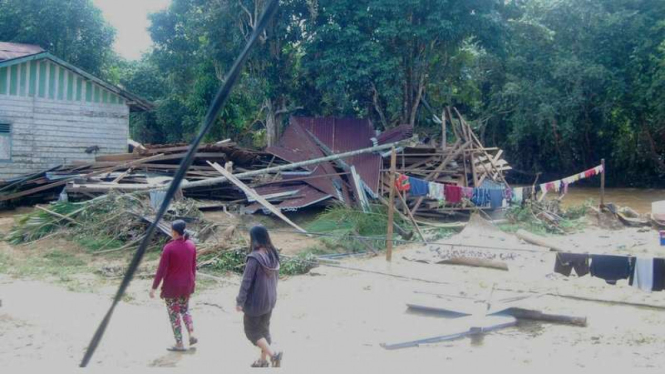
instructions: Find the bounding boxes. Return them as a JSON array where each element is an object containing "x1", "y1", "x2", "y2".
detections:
[{"x1": 236, "y1": 225, "x2": 283, "y2": 367}]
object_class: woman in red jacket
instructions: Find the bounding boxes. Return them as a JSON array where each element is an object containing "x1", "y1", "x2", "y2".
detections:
[{"x1": 150, "y1": 220, "x2": 198, "y2": 352}]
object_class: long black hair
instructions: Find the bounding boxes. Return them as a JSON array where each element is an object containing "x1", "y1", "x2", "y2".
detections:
[
  {"x1": 172, "y1": 220, "x2": 190, "y2": 240},
  {"x1": 249, "y1": 225, "x2": 279, "y2": 260}
]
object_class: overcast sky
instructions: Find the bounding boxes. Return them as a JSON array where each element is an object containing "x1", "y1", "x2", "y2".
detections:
[{"x1": 92, "y1": 0, "x2": 172, "y2": 60}]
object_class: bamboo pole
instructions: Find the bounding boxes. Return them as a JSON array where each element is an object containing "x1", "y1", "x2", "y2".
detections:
[
  {"x1": 396, "y1": 189, "x2": 426, "y2": 242},
  {"x1": 600, "y1": 158, "x2": 606, "y2": 208},
  {"x1": 386, "y1": 146, "x2": 397, "y2": 262},
  {"x1": 182, "y1": 139, "x2": 411, "y2": 190}
]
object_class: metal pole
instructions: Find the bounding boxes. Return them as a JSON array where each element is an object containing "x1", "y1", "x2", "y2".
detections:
[
  {"x1": 386, "y1": 146, "x2": 397, "y2": 262},
  {"x1": 181, "y1": 139, "x2": 411, "y2": 190},
  {"x1": 600, "y1": 158, "x2": 606, "y2": 208}
]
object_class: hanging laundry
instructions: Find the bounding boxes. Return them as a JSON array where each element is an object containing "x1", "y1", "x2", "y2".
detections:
[
  {"x1": 561, "y1": 181, "x2": 569, "y2": 195},
  {"x1": 584, "y1": 169, "x2": 595, "y2": 178},
  {"x1": 504, "y1": 188, "x2": 513, "y2": 202},
  {"x1": 552, "y1": 181, "x2": 561, "y2": 193},
  {"x1": 427, "y1": 182, "x2": 445, "y2": 201},
  {"x1": 554, "y1": 253, "x2": 590, "y2": 277},
  {"x1": 395, "y1": 174, "x2": 411, "y2": 192},
  {"x1": 595, "y1": 164, "x2": 604, "y2": 174},
  {"x1": 539, "y1": 183, "x2": 549, "y2": 193},
  {"x1": 408, "y1": 177, "x2": 429, "y2": 197},
  {"x1": 488, "y1": 189, "x2": 504, "y2": 209},
  {"x1": 512, "y1": 187, "x2": 524, "y2": 204},
  {"x1": 590, "y1": 255, "x2": 632, "y2": 285},
  {"x1": 472, "y1": 188, "x2": 490, "y2": 207},
  {"x1": 462, "y1": 187, "x2": 474, "y2": 199},
  {"x1": 653, "y1": 258, "x2": 665, "y2": 292},
  {"x1": 444, "y1": 185, "x2": 462, "y2": 203},
  {"x1": 523, "y1": 186, "x2": 533, "y2": 201},
  {"x1": 629, "y1": 257, "x2": 654, "y2": 292}
]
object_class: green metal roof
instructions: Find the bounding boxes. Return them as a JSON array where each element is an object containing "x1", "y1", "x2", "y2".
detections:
[{"x1": 0, "y1": 52, "x2": 154, "y2": 111}]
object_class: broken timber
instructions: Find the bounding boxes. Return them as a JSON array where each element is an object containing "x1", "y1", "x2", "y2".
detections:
[
  {"x1": 208, "y1": 161, "x2": 308, "y2": 234},
  {"x1": 406, "y1": 303, "x2": 587, "y2": 327},
  {"x1": 381, "y1": 315, "x2": 517, "y2": 350}
]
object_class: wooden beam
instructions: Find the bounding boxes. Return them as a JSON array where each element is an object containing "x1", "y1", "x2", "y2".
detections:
[
  {"x1": 396, "y1": 189, "x2": 426, "y2": 242},
  {"x1": 386, "y1": 147, "x2": 397, "y2": 262},
  {"x1": 409, "y1": 141, "x2": 471, "y2": 215},
  {"x1": 381, "y1": 315, "x2": 517, "y2": 350},
  {"x1": 0, "y1": 153, "x2": 166, "y2": 202},
  {"x1": 600, "y1": 158, "x2": 606, "y2": 208},
  {"x1": 208, "y1": 161, "x2": 308, "y2": 234}
]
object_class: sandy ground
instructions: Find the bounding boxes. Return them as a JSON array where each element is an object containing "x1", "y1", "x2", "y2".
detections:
[{"x1": 2, "y1": 210, "x2": 665, "y2": 371}]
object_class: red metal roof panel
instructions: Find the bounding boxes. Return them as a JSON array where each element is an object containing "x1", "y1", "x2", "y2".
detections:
[{"x1": 0, "y1": 42, "x2": 44, "y2": 61}]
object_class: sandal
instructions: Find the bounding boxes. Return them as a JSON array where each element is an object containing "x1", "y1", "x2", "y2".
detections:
[
  {"x1": 271, "y1": 352, "x2": 283, "y2": 368},
  {"x1": 251, "y1": 359, "x2": 269, "y2": 368},
  {"x1": 189, "y1": 337, "x2": 198, "y2": 346},
  {"x1": 167, "y1": 346, "x2": 187, "y2": 352}
]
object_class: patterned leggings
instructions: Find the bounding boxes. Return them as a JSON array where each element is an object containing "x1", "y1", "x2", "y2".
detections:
[{"x1": 165, "y1": 296, "x2": 194, "y2": 345}]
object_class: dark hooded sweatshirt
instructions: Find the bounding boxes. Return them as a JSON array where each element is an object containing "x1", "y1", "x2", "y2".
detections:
[{"x1": 236, "y1": 248, "x2": 280, "y2": 317}]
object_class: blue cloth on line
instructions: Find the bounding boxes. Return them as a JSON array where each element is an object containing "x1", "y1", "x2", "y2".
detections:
[
  {"x1": 489, "y1": 189, "x2": 504, "y2": 210},
  {"x1": 471, "y1": 188, "x2": 490, "y2": 207},
  {"x1": 408, "y1": 177, "x2": 429, "y2": 197}
]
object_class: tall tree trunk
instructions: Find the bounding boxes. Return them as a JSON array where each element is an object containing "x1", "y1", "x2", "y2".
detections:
[
  {"x1": 371, "y1": 83, "x2": 389, "y2": 130},
  {"x1": 265, "y1": 99, "x2": 278, "y2": 147},
  {"x1": 642, "y1": 124, "x2": 665, "y2": 171}
]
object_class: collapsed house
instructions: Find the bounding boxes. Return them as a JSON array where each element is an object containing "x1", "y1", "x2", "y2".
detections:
[{"x1": 0, "y1": 111, "x2": 512, "y2": 220}]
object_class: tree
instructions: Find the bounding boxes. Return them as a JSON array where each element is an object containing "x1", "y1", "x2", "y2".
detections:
[
  {"x1": 0, "y1": 0, "x2": 116, "y2": 77},
  {"x1": 146, "y1": 0, "x2": 310, "y2": 146},
  {"x1": 301, "y1": 0, "x2": 507, "y2": 129}
]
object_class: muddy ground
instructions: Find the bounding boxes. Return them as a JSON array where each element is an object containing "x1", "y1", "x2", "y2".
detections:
[{"x1": 1, "y1": 208, "x2": 665, "y2": 371}]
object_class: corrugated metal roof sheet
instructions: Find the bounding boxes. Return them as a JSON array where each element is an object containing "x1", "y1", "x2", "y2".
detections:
[
  {"x1": 292, "y1": 117, "x2": 382, "y2": 194},
  {"x1": 0, "y1": 42, "x2": 44, "y2": 62},
  {"x1": 266, "y1": 121, "x2": 344, "y2": 200},
  {"x1": 245, "y1": 184, "x2": 332, "y2": 213},
  {"x1": 377, "y1": 124, "x2": 414, "y2": 145}
]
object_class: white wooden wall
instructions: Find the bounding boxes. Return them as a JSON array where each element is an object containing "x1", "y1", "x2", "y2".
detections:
[{"x1": 0, "y1": 94, "x2": 129, "y2": 179}]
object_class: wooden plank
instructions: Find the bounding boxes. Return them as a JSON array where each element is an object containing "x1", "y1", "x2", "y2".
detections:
[
  {"x1": 515, "y1": 229, "x2": 565, "y2": 252},
  {"x1": 454, "y1": 107, "x2": 510, "y2": 187},
  {"x1": 208, "y1": 162, "x2": 307, "y2": 234},
  {"x1": 386, "y1": 147, "x2": 397, "y2": 262},
  {"x1": 396, "y1": 189, "x2": 426, "y2": 242},
  {"x1": 0, "y1": 153, "x2": 165, "y2": 201},
  {"x1": 410, "y1": 140, "x2": 470, "y2": 215},
  {"x1": 406, "y1": 303, "x2": 586, "y2": 327},
  {"x1": 350, "y1": 165, "x2": 370, "y2": 213},
  {"x1": 381, "y1": 315, "x2": 517, "y2": 350},
  {"x1": 95, "y1": 153, "x2": 140, "y2": 162}
]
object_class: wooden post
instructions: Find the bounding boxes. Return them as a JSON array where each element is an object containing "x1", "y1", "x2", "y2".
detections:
[
  {"x1": 386, "y1": 146, "x2": 397, "y2": 262},
  {"x1": 600, "y1": 158, "x2": 606, "y2": 208},
  {"x1": 441, "y1": 109, "x2": 447, "y2": 151}
]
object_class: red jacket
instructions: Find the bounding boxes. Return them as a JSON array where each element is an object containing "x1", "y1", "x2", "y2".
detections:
[{"x1": 152, "y1": 238, "x2": 197, "y2": 299}]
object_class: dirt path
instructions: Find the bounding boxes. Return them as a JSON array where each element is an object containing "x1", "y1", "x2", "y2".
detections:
[
  {"x1": 3, "y1": 239, "x2": 665, "y2": 371},
  {"x1": 2, "y1": 210, "x2": 665, "y2": 371}
]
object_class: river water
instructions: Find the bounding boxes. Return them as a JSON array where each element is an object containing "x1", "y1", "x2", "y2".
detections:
[{"x1": 560, "y1": 187, "x2": 665, "y2": 214}]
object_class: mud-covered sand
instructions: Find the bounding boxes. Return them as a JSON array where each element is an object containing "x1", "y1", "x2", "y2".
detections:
[{"x1": 2, "y1": 211, "x2": 665, "y2": 371}]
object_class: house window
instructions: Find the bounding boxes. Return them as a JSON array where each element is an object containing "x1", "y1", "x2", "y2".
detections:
[{"x1": 0, "y1": 124, "x2": 11, "y2": 161}]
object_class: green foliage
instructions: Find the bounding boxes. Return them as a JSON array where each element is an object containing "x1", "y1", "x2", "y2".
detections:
[
  {"x1": 306, "y1": 205, "x2": 406, "y2": 252},
  {"x1": 280, "y1": 252, "x2": 318, "y2": 276},
  {"x1": 199, "y1": 248, "x2": 316, "y2": 276},
  {"x1": 74, "y1": 233, "x2": 125, "y2": 254},
  {"x1": 7, "y1": 203, "x2": 81, "y2": 244},
  {"x1": 5, "y1": 0, "x2": 663, "y2": 186},
  {"x1": 0, "y1": 0, "x2": 116, "y2": 77}
]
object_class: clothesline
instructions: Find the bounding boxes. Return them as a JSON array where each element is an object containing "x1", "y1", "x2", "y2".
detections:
[
  {"x1": 394, "y1": 163, "x2": 604, "y2": 209},
  {"x1": 555, "y1": 252, "x2": 663, "y2": 293}
]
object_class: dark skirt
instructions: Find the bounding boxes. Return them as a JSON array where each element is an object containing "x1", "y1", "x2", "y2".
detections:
[{"x1": 243, "y1": 311, "x2": 272, "y2": 345}]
